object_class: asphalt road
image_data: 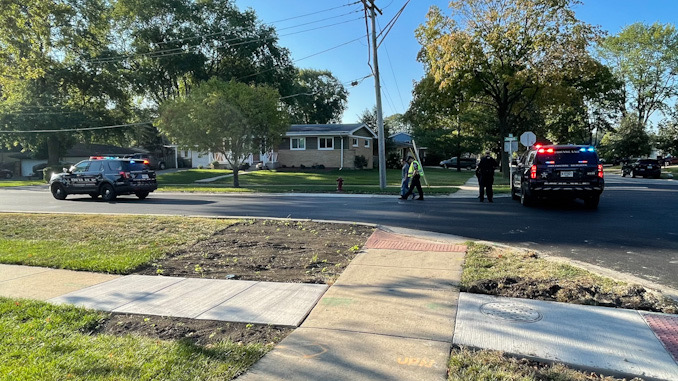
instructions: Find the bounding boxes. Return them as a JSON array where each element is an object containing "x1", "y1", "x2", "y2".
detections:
[{"x1": 1, "y1": 173, "x2": 677, "y2": 290}]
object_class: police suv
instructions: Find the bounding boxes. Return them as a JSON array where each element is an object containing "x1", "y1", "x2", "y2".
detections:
[
  {"x1": 49, "y1": 156, "x2": 157, "y2": 201},
  {"x1": 511, "y1": 144, "x2": 604, "y2": 209}
]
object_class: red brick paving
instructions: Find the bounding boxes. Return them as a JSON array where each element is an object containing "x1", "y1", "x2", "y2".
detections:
[
  {"x1": 642, "y1": 313, "x2": 678, "y2": 363},
  {"x1": 365, "y1": 229, "x2": 467, "y2": 252}
]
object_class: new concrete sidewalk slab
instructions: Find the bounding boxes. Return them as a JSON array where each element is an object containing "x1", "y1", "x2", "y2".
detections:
[
  {"x1": 0, "y1": 264, "x2": 119, "y2": 300},
  {"x1": 454, "y1": 293, "x2": 678, "y2": 381},
  {"x1": 238, "y1": 327, "x2": 451, "y2": 381},
  {"x1": 239, "y1": 244, "x2": 465, "y2": 381},
  {"x1": 49, "y1": 274, "x2": 327, "y2": 327}
]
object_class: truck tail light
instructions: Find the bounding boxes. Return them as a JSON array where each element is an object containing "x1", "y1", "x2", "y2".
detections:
[
  {"x1": 597, "y1": 164, "x2": 604, "y2": 178},
  {"x1": 530, "y1": 165, "x2": 537, "y2": 179}
]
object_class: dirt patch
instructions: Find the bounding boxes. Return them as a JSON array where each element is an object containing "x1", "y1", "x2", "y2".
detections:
[
  {"x1": 134, "y1": 219, "x2": 374, "y2": 283},
  {"x1": 98, "y1": 314, "x2": 293, "y2": 347},
  {"x1": 98, "y1": 219, "x2": 374, "y2": 346},
  {"x1": 466, "y1": 277, "x2": 678, "y2": 314}
]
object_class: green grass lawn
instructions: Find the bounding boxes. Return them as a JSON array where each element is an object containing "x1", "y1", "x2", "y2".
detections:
[
  {"x1": 158, "y1": 168, "x2": 475, "y2": 194},
  {"x1": 0, "y1": 179, "x2": 45, "y2": 187},
  {"x1": 0, "y1": 214, "x2": 238, "y2": 273},
  {"x1": 0, "y1": 298, "x2": 268, "y2": 380}
]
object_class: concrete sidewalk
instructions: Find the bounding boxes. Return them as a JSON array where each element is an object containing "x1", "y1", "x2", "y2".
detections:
[{"x1": 238, "y1": 230, "x2": 467, "y2": 381}]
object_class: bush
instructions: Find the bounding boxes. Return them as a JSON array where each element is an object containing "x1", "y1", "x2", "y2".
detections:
[
  {"x1": 354, "y1": 155, "x2": 368, "y2": 169},
  {"x1": 42, "y1": 166, "x2": 65, "y2": 182}
]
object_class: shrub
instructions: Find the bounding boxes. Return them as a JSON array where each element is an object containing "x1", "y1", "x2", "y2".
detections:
[{"x1": 354, "y1": 155, "x2": 368, "y2": 169}]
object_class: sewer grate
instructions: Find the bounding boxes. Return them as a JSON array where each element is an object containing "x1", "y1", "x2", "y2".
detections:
[
  {"x1": 480, "y1": 302, "x2": 543, "y2": 323},
  {"x1": 365, "y1": 230, "x2": 467, "y2": 252},
  {"x1": 642, "y1": 313, "x2": 678, "y2": 363}
]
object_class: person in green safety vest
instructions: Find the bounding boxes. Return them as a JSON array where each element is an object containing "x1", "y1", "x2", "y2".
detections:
[{"x1": 401, "y1": 156, "x2": 424, "y2": 200}]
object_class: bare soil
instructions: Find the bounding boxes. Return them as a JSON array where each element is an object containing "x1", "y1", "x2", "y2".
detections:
[{"x1": 98, "y1": 219, "x2": 374, "y2": 346}]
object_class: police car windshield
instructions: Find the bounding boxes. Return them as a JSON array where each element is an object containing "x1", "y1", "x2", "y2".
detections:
[{"x1": 535, "y1": 149, "x2": 598, "y2": 165}]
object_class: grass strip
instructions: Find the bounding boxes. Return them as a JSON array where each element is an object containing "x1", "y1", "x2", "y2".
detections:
[
  {"x1": 448, "y1": 346, "x2": 626, "y2": 381},
  {"x1": 0, "y1": 180, "x2": 45, "y2": 187},
  {"x1": 0, "y1": 298, "x2": 269, "y2": 380},
  {"x1": 0, "y1": 214, "x2": 238, "y2": 274}
]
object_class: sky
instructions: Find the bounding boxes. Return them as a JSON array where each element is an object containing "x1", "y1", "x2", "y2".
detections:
[{"x1": 235, "y1": 1, "x2": 678, "y2": 124}]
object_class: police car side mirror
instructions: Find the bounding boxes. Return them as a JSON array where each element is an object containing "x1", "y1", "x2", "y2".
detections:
[{"x1": 63, "y1": 167, "x2": 70, "y2": 174}]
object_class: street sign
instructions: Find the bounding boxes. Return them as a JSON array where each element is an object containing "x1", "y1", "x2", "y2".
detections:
[
  {"x1": 504, "y1": 141, "x2": 518, "y2": 152},
  {"x1": 520, "y1": 131, "x2": 536, "y2": 147}
]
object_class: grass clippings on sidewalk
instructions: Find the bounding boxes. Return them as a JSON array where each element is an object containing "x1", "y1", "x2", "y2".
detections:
[
  {"x1": 462, "y1": 243, "x2": 678, "y2": 313},
  {"x1": 0, "y1": 298, "x2": 280, "y2": 381}
]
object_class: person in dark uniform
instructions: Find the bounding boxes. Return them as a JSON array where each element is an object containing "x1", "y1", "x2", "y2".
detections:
[
  {"x1": 477, "y1": 151, "x2": 498, "y2": 202},
  {"x1": 402, "y1": 156, "x2": 424, "y2": 200}
]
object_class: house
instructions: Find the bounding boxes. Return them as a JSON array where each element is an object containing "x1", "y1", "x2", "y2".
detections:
[
  {"x1": 389, "y1": 132, "x2": 427, "y2": 164},
  {"x1": 14, "y1": 143, "x2": 144, "y2": 177},
  {"x1": 277, "y1": 124, "x2": 377, "y2": 169}
]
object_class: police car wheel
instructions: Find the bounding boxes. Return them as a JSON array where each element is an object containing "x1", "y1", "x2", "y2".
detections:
[
  {"x1": 51, "y1": 183, "x2": 67, "y2": 200},
  {"x1": 100, "y1": 183, "x2": 116, "y2": 201},
  {"x1": 135, "y1": 191, "x2": 149, "y2": 200}
]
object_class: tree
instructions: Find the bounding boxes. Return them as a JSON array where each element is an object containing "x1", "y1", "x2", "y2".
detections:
[
  {"x1": 157, "y1": 79, "x2": 288, "y2": 187},
  {"x1": 0, "y1": 0, "x2": 131, "y2": 164},
  {"x1": 287, "y1": 69, "x2": 348, "y2": 124},
  {"x1": 598, "y1": 22, "x2": 678, "y2": 128},
  {"x1": 601, "y1": 114, "x2": 652, "y2": 159},
  {"x1": 416, "y1": 0, "x2": 599, "y2": 174},
  {"x1": 656, "y1": 105, "x2": 678, "y2": 156}
]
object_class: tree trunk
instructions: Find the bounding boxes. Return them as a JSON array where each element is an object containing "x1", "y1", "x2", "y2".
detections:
[
  {"x1": 497, "y1": 107, "x2": 510, "y2": 177},
  {"x1": 47, "y1": 135, "x2": 61, "y2": 165},
  {"x1": 233, "y1": 168, "x2": 239, "y2": 188}
]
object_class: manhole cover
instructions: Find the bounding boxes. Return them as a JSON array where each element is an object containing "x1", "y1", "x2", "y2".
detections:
[{"x1": 480, "y1": 302, "x2": 542, "y2": 323}]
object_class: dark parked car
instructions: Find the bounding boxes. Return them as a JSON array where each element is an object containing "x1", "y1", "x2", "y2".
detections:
[
  {"x1": 123, "y1": 153, "x2": 166, "y2": 170},
  {"x1": 629, "y1": 159, "x2": 661, "y2": 178},
  {"x1": 664, "y1": 156, "x2": 678, "y2": 166},
  {"x1": 49, "y1": 157, "x2": 157, "y2": 201},
  {"x1": 439, "y1": 157, "x2": 477, "y2": 169},
  {"x1": 511, "y1": 144, "x2": 604, "y2": 208},
  {"x1": 0, "y1": 169, "x2": 12, "y2": 179}
]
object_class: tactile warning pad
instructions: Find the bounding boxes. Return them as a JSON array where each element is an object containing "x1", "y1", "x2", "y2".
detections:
[
  {"x1": 642, "y1": 313, "x2": 678, "y2": 363},
  {"x1": 365, "y1": 229, "x2": 466, "y2": 252}
]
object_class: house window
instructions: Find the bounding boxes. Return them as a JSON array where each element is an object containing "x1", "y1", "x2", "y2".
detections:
[
  {"x1": 365, "y1": 139, "x2": 370, "y2": 148},
  {"x1": 291, "y1": 137, "x2": 306, "y2": 150},
  {"x1": 318, "y1": 137, "x2": 334, "y2": 150},
  {"x1": 352, "y1": 138, "x2": 358, "y2": 147}
]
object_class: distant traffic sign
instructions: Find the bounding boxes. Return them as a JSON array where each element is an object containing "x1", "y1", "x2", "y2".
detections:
[{"x1": 520, "y1": 131, "x2": 536, "y2": 147}]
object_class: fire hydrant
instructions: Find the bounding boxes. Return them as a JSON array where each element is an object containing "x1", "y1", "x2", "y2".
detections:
[{"x1": 336, "y1": 177, "x2": 344, "y2": 192}]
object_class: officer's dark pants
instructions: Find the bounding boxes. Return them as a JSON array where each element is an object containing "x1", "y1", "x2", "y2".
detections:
[
  {"x1": 405, "y1": 174, "x2": 423, "y2": 199},
  {"x1": 479, "y1": 174, "x2": 494, "y2": 201}
]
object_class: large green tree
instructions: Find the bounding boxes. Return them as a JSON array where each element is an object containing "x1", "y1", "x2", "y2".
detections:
[
  {"x1": 287, "y1": 69, "x2": 348, "y2": 124},
  {"x1": 598, "y1": 22, "x2": 678, "y2": 128},
  {"x1": 416, "y1": 0, "x2": 599, "y2": 174},
  {"x1": 157, "y1": 79, "x2": 288, "y2": 187},
  {"x1": 600, "y1": 114, "x2": 652, "y2": 160},
  {"x1": 0, "y1": 0, "x2": 133, "y2": 164}
]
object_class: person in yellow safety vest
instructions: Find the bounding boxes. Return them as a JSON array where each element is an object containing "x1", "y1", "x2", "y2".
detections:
[{"x1": 401, "y1": 156, "x2": 424, "y2": 200}]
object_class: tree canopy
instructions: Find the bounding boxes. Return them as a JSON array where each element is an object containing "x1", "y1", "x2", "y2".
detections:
[
  {"x1": 598, "y1": 22, "x2": 678, "y2": 129},
  {"x1": 287, "y1": 69, "x2": 348, "y2": 124},
  {"x1": 157, "y1": 79, "x2": 288, "y2": 187},
  {"x1": 416, "y1": 0, "x2": 599, "y2": 173}
]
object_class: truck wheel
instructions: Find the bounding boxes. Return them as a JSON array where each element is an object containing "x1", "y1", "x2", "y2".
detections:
[
  {"x1": 51, "y1": 183, "x2": 67, "y2": 200},
  {"x1": 520, "y1": 185, "x2": 532, "y2": 207},
  {"x1": 100, "y1": 183, "x2": 116, "y2": 201},
  {"x1": 511, "y1": 184, "x2": 520, "y2": 200}
]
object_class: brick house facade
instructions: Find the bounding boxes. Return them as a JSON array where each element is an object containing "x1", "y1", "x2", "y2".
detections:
[{"x1": 277, "y1": 124, "x2": 377, "y2": 169}]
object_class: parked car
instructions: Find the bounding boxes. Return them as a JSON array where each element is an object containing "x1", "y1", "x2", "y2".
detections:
[
  {"x1": 439, "y1": 157, "x2": 477, "y2": 169},
  {"x1": 511, "y1": 144, "x2": 604, "y2": 208},
  {"x1": 630, "y1": 159, "x2": 661, "y2": 179},
  {"x1": 123, "y1": 153, "x2": 166, "y2": 170},
  {"x1": 663, "y1": 156, "x2": 678, "y2": 166},
  {"x1": 0, "y1": 169, "x2": 12, "y2": 179},
  {"x1": 49, "y1": 157, "x2": 157, "y2": 201}
]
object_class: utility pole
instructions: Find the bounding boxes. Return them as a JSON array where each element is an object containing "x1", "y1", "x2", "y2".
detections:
[{"x1": 362, "y1": 0, "x2": 386, "y2": 189}]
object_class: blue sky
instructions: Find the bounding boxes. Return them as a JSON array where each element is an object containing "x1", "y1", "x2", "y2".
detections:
[{"x1": 235, "y1": 1, "x2": 678, "y2": 123}]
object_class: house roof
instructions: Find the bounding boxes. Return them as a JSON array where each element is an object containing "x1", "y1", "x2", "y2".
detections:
[
  {"x1": 389, "y1": 132, "x2": 412, "y2": 144},
  {"x1": 287, "y1": 124, "x2": 377, "y2": 138}
]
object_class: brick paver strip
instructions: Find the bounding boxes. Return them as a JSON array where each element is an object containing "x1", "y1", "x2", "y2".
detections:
[
  {"x1": 365, "y1": 229, "x2": 466, "y2": 252},
  {"x1": 642, "y1": 313, "x2": 678, "y2": 363}
]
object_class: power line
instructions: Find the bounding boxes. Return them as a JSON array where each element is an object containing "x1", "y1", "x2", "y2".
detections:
[
  {"x1": 377, "y1": 0, "x2": 410, "y2": 47},
  {"x1": 270, "y1": 1, "x2": 361, "y2": 24},
  {"x1": 0, "y1": 122, "x2": 150, "y2": 134}
]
